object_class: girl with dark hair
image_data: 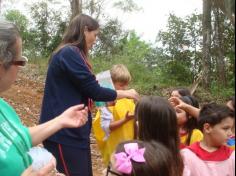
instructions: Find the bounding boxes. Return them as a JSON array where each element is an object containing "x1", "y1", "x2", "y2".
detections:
[
  {"x1": 39, "y1": 14, "x2": 139, "y2": 176},
  {"x1": 182, "y1": 103, "x2": 235, "y2": 176},
  {"x1": 110, "y1": 140, "x2": 175, "y2": 176},
  {"x1": 176, "y1": 96, "x2": 203, "y2": 149},
  {"x1": 135, "y1": 96, "x2": 183, "y2": 176},
  {"x1": 170, "y1": 88, "x2": 191, "y2": 98}
]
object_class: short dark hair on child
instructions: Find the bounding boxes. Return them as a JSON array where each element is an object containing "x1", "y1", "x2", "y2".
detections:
[
  {"x1": 198, "y1": 103, "x2": 235, "y2": 131},
  {"x1": 114, "y1": 140, "x2": 175, "y2": 176}
]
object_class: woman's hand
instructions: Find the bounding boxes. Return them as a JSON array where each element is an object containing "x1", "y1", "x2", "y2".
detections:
[
  {"x1": 21, "y1": 160, "x2": 56, "y2": 176},
  {"x1": 127, "y1": 89, "x2": 139, "y2": 101},
  {"x1": 57, "y1": 104, "x2": 88, "y2": 129},
  {"x1": 29, "y1": 104, "x2": 88, "y2": 146},
  {"x1": 22, "y1": 157, "x2": 66, "y2": 176}
]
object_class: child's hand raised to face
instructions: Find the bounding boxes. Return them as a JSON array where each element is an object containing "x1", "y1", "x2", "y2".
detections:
[{"x1": 168, "y1": 97, "x2": 187, "y2": 110}]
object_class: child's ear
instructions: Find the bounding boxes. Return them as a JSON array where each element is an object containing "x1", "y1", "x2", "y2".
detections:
[{"x1": 203, "y1": 123, "x2": 212, "y2": 134}]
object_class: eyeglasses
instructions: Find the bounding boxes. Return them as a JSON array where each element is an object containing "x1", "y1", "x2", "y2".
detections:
[{"x1": 10, "y1": 56, "x2": 28, "y2": 67}]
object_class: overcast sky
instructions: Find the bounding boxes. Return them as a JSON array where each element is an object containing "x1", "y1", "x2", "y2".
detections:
[
  {"x1": 1, "y1": 0, "x2": 202, "y2": 43},
  {"x1": 107, "y1": 0, "x2": 202, "y2": 43}
]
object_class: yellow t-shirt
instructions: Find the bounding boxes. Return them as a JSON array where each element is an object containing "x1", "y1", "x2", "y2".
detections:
[
  {"x1": 92, "y1": 98, "x2": 135, "y2": 166},
  {"x1": 180, "y1": 129, "x2": 203, "y2": 148}
]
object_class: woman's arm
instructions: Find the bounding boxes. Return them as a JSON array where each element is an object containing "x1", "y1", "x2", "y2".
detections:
[
  {"x1": 60, "y1": 47, "x2": 139, "y2": 102},
  {"x1": 29, "y1": 105, "x2": 88, "y2": 146}
]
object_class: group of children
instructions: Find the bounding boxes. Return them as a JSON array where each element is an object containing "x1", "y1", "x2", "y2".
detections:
[{"x1": 93, "y1": 64, "x2": 235, "y2": 176}]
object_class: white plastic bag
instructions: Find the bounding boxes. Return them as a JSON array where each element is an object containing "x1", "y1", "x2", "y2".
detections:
[
  {"x1": 95, "y1": 70, "x2": 115, "y2": 107},
  {"x1": 28, "y1": 147, "x2": 53, "y2": 171}
]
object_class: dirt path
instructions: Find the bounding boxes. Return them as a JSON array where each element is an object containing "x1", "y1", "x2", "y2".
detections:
[{"x1": 1, "y1": 66, "x2": 105, "y2": 176}]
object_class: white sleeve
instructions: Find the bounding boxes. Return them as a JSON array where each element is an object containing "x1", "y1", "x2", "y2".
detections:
[{"x1": 100, "y1": 107, "x2": 113, "y2": 140}]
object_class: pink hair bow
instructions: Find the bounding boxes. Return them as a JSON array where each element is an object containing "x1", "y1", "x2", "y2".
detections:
[{"x1": 114, "y1": 143, "x2": 146, "y2": 174}]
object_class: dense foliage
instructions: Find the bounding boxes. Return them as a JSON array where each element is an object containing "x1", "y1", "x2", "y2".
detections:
[{"x1": 2, "y1": 0, "x2": 235, "y2": 101}]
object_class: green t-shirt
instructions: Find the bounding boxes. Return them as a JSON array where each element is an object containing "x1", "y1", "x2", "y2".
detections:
[{"x1": 0, "y1": 98, "x2": 32, "y2": 176}]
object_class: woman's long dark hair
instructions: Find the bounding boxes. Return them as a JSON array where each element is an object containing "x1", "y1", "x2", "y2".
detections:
[
  {"x1": 53, "y1": 14, "x2": 99, "y2": 58},
  {"x1": 135, "y1": 96, "x2": 183, "y2": 176}
]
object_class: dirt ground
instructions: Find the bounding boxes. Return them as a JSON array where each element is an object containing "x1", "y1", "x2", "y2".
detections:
[{"x1": 1, "y1": 65, "x2": 105, "y2": 176}]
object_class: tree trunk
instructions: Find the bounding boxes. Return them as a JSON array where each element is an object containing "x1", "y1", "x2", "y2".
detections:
[
  {"x1": 0, "y1": 0, "x2": 2, "y2": 14},
  {"x1": 214, "y1": 8, "x2": 227, "y2": 86},
  {"x1": 212, "y1": 0, "x2": 235, "y2": 26},
  {"x1": 70, "y1": 0, "x2": 82, "y2": 20},
  {"x1": 202, "y1": 0, "x2": 212, "y2": 89}
]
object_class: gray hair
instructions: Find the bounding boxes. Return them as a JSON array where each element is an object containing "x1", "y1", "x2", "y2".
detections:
[{"x1": 0, "y1": 20, "x2": 20, "y2": 68}]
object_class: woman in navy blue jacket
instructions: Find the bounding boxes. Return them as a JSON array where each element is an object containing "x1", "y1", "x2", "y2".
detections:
[{"x1": 39, "y1": 14, "x2": 139, "y2": 176}]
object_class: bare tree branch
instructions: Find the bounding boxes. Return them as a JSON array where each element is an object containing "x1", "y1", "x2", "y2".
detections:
[{"x1": 70, "y1": 0, "x2": 82, "y2": 20}]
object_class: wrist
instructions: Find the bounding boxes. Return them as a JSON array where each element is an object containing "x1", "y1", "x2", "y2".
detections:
[
  {"x1": 124, "y1": 116, "x2": 133, "y2": 123},
  {"x1": 54, "y1": 115, "x2": 64, "y2": 130},
  {"x1": 183, "y1": 104, "x2": 190, "y2": 111},
  {"x1": 116, "y1": 90, "x2": 126, "y2": 99}
]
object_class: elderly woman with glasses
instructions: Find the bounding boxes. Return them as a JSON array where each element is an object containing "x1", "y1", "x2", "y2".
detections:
[{"x1": 0, "y1": 20, "x2": 89, "y2": 176}]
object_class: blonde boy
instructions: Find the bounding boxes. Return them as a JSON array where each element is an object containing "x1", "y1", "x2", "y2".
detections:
[{"x1": 93, "y1": 64, "x2": 135, "y2": 166}]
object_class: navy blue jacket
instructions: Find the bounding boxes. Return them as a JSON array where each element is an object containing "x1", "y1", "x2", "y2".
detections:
[{"x1": 39, "y1": 46, "x2": 117, "y2": 149}]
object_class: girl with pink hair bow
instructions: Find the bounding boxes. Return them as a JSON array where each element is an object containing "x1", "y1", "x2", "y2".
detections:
[{"x1": 109, "y1": 140, "x2": 176, "y2": 176}]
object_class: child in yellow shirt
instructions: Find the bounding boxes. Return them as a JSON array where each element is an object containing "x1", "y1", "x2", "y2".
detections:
[{"x1": 93, "y1": 64, "x2": 135, "y2": 166}]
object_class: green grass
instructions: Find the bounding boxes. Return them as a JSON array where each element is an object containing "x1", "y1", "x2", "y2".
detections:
[{"x1": 27, "y1": 55, "x2": 234, "y2": 103}]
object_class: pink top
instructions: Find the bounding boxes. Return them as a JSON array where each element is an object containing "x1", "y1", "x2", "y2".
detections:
[{"x1": 181, "y1": 142, "x2": 235, "y2": 176}]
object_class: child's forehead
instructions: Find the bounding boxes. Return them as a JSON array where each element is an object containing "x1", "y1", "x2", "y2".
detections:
[
  {"x1": 221, "y1": 117, "x2": 235, "y2": 123},
  {"x1": 213, "y1": 117, "x2": 235, "y2": 127}
]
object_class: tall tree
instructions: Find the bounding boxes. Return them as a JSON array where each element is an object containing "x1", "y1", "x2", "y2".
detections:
[
  {"x1": 202, "y1": 0, "x2": 212, "y2": 89},
  {"x1": 212, "y1": 0, "x2": 235, "y2": 26},
  {"x1": 69, "y1": 0, "x2": 82, "y2": 19},
  {"x1": 113, "y1": 0, "x2": 140, "y2": 13},
  {"x1": 30, "y1": 0, "x2": 67, "y2": 56},
  {"x1": 0, "y1": 0, "x2": 2, "y2": 13},
  {"x1": 213, "y1": 7, "x2": 227, "y2": 86},
  {"x1": 5, "y1": 10, "x2": 30, "y2": 47}
]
